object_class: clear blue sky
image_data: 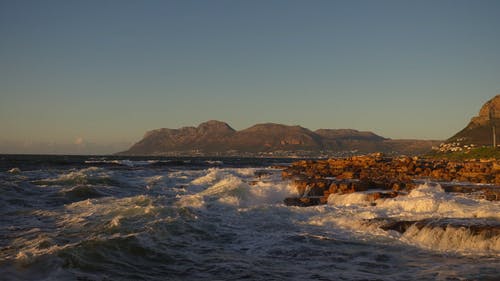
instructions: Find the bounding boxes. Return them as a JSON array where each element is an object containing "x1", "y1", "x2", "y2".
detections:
[{"x1": 1, "y1": 0, "x2": 499, "y2": 154}]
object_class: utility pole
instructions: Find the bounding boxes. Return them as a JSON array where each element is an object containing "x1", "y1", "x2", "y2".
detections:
[
  {"x1": 490, "y1": 107, "x2": 496, "y2": 148},
  {"x1": 494, "y1": 124, "x2": 497, "y2": 148}
]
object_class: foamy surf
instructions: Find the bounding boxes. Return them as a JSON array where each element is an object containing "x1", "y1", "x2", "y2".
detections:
[
  {"x1": 1, "y1": 155, "x2": 499, "y2": 280},
  {"x1": 303, "y1": 183, "x2": 500, "y2": 256},
  {"x1": 179, "y1": 168, "x2": 296, "y2": 209}
]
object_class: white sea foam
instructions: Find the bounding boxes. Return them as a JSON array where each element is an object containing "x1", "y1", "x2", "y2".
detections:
[
  {"x1": 303, "y1": 183, "x2": 500, "y2": 255},
  {"x1": 401, "y1": 222, "x2": 500, "y2": 254},
  {"x1": 3, "y1": 161, "x2": 500, "y2": 281},
  {"x1": 84, "y1": 159, "x2": 159, "y2": 167},
  {"x1": 24, "y1": 167, "x2": 500, "y2": 257},
  {"x1": 375, "y1": 183, "x2": 500, "y2": 220},
  {"x1": 62, "y1": 195, "x2": 159, "y2": 232},
  {"x1": 179, "y1": 168, "x2": 296, "y2": 209},
  {"x1": 327, "y1": 192, "x2": 370, "y2": 206},
  {"x1": 7, "y1": 167, "x2": 21, "y2": 174},
  {"x1": 205, "y1": 160, "x2": 223, "y2": 165},
  {"x1": 177, "y1": 194, "x2": 205, "y2": 209},
  {"x1": 324, "y1": 183, "x2": 500, "y2": 220},
  {"x1": 189, "y1": 168, "x2": 257, "y2": 186},
  {"x1": 34, "y1": 167, "x2": 116, "y2": 186}
]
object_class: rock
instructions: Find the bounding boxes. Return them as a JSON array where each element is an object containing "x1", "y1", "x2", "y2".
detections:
[
  {"x1": 254, "y1": 169, "x2": 273, "y2": 179},
  {"x1": 281, "y1": 155, "x2": 500, "y2": 206},
  {"x1": 447, "y1": 95, "x2": 500, "y2": 146},
  {"x1": 366, "y1": 191, "x2": 399, "y2": 201},
  {"x1": 284, "y1": 197, "x2": 321, "y2": 207},
  {"x1": 368, "y1": 218, "x2": 500, "y2": 237}
]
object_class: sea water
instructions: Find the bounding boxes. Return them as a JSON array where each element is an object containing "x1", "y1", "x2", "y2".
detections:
[{"x1": 0, "y1": 155, "x2": 499, "y2": 280}]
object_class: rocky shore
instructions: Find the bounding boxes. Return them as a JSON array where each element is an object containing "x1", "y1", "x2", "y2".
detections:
[{"x1": 281, "y1": 153, "x2": 500, "y2": 206}]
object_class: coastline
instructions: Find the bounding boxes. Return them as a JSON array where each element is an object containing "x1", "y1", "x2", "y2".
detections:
[{"x1": 282, "y1": 153, "x2": 500, "y2": 207}]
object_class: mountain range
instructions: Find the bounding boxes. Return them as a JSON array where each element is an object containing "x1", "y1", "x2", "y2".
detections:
[{"x1": 118, "y1": 120, "x2": 439, "y2": 156}]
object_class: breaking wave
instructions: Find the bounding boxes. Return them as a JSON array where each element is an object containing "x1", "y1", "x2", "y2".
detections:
[
  {"x1": 32, "y1": 167, "x2": 121, "y2": 187},
  {"x1": 1, "y1": 160, "x2": 499, "y2": 280},
  {"x1": 306, "y1": 183, "x2": 500, "y2": 255}
]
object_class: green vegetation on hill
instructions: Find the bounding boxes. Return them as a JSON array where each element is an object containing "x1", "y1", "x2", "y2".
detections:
[{"x1": 427, "y1": 147, "x2": 500, "y2": 160}]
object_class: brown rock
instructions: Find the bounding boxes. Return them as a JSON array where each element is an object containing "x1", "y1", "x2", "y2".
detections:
[{"x1": 281, "y1": 155, "x2": 500, "y2": 207}]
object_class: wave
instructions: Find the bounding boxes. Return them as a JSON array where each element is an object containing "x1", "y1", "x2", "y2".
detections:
[
  {"x1": 205, "y1": 160, "x2": 223, "y2": 165},
  {"x1": 85, "y1": 159, "x2": 160, "y2": 167},
  {"x1": 400, "y1": 218, "x2": 500, "y2": 254},
  {"x1": 305, "y1": 183, "x2": 500, "y2": 255},
  {"x1": 360, "y1": 217, "x2": 500, "y2": 254},
  {"x1": 32, "y1": 167, "x2": 121, "y2": 187},
  {"x1": 178, "y1": 168, "x2": 295, "y2": 209},
  {"x1": 58, "y1": 185, "x2": 107, "y2": 202},
  {"x1": 84, "y1": 159, "x2": 194, "y2": 167},
  {"x1": 2, "y1": 164, "x2": 500, "y2": 280},
  {"x1": 7, "y1": 167, "x2": 21, "y2": 174},
  {"x1": 326, "y1": 183, "x2": 500, "y2": 220}
]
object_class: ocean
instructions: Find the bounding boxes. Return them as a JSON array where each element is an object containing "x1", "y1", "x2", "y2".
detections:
[{"x1": 0, "y1": 155, "x2": 499, "y2": 281}]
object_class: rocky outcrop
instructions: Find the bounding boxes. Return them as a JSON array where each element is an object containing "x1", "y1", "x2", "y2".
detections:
[
  {"x1": 475, "y1": 94, "x2": 500, "y2": 125},
  {"x1": 447, "y1": 95, "x2": 500, "y2": 146},
  {"x1": 119, "y1": 121, "x2": 439, "y2": 156},
  {"x1": 283, "y1": 154, "x2": 500, "y2": 206}
]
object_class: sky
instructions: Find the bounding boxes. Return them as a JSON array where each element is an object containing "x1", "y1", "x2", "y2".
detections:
[{"x1": 1, "y1": 0, "x2": 499, "y2": 154}]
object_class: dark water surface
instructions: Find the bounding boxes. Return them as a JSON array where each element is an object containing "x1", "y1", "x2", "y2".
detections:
[{"x1": 1, "y1": 155, "x2": 499, "y2": 280}]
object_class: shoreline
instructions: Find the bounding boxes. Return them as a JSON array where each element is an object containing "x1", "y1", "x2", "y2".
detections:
[{"x1": 282, "y1": 153, "x2": 500, "y2": 206}]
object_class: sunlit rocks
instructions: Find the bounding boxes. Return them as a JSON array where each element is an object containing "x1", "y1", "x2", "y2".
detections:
[{"x1": 283, "y1": 154, "x2": 500, "y2": 206}]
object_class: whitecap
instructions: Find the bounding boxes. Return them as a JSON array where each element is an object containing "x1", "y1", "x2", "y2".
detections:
[{"x1": 7, "y1": 167, "x2": 21, "y2": 174}]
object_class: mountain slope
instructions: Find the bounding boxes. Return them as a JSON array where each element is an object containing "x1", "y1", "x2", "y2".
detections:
[
  {"x1": 315, "y1": 129, "x2": 388, "y2": 152},
  {"x1": 119, "y1": 121, "x2": 439, "y2": 156},
  {"x1": 124, "y1": 120, "x2": 236, "y2": 155},
  {"x1": 447, "y1": 95, "x2": 500, "y2": 146},
  {"x1": 230, "y1": 123, "x2": 323, "y2": 152}
]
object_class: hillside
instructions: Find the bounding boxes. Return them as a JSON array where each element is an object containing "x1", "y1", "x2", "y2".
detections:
[
  {"x1": 445, "y1": 95, "x2": 500, "y2": 148},
  {"x1": 123, "y1": 120, "x2": 236, "y2": 155},
  {"x1": 119, "y1": 121, "x2": 439, "y2": 156}
]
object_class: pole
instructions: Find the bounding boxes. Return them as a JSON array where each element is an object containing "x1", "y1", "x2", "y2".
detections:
[
  {"x1": 491, "y1": 107, "x2": 497, "y2": 148},
  {"x1": 494, "y1": 124, "x2": 497, "y2": 148}
]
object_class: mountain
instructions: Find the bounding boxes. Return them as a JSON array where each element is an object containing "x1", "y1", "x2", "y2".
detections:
[
  {"x1": 123, "y1": 120, "x2": 236, "y2": 155},
  {"x1": 315, "y1": 129, "x2": 386, "y2": 141},
  {"x1": 315, "y1": 129, "x2": 388, "y2": 152},
  {"x1": 123, "y1": 121, "x2": 323, "y2": 155},
  {"x1": 230, "y1": 123, "x2": 323, "y2": 152},
  {"x1": 447, "y1": 95, "x2": 500, "y2": 146},
  {"x1": 119, "y1": 120, "x2": 439, "y2": 156}
]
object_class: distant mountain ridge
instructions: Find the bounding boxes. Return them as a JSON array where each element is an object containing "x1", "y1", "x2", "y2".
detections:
[{"x1": 119, "y1": 120, "x2": 439, "y2": 156}]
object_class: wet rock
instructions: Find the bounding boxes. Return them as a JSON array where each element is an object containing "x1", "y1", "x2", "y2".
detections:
[
  {"x1": 254, "y1": 169, "x2": 273, "y2": 179},
  {"x1": 284, "y1": 197, "x2": 321, "y2": 207},
  {"x1": 440, "y1": 183, "x2": 500, "y2": 201},
  {"x1": 280, "y1": 155, "x2": 500, "y2": 206},
  {"x1": 368, "y1": 218, "x2": 500, "y2": 237},
  {"x1": 365, "y1": 191, "x2": 399, "y2": 201}
]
